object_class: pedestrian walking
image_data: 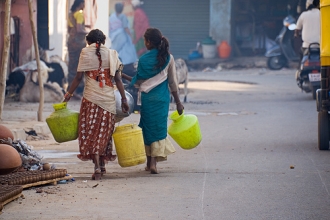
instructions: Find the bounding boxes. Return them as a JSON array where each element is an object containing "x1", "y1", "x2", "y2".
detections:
[
  {"x1": 122, "y1": 27, "x2": 184, "y2": 174},
  {"x1": 109, "y1": 2, "x2": 138, "y2": 66},
  {"x1": 64, "y1": 29, "x2": 129, "y2": 180},
  {"x1": 67, "y1": 0, "x2": 88, "y2": 98},
  {"x1": 131, "y1": 0, "x2": 149, "y2": 57}
]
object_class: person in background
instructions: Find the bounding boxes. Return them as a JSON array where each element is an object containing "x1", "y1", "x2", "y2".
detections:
[
  {"x1": 131, "y1": 0, "x2": 149, "y2": 57},
  {"x1": 122, "y1": 28, "x2": 184, "y2": 174},
  {"x1": 109, "y1": 2, "x2": 138, "y2": 66},
  {"x1": 294, "y1": 0, "x2": 320, "y2": 60},
  {"x1": 64, "y1": 29, "x2": 129, "y2": 180},
  {"x1": 67, "y1": 0, "x2": 88, "y2": 98}
]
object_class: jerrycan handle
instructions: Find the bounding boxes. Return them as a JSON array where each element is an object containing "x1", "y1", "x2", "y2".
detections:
[
  {"x1": 169, "y1": 110, "x2": 185, "y2": 122},
  {"x1": 52, "y1": 102, "x2": 67, "y2": 111}
]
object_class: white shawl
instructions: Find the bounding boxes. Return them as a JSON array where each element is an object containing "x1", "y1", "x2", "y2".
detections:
[
  {"x1": 136, "y1": 55, "x2": 174, "y2": 105},
  {"x1": 77, "y1": 43, "x2": 122, "y2": 114},
  {"x1": 77, "y1": 43, "x2": 121, "y2": 76}
]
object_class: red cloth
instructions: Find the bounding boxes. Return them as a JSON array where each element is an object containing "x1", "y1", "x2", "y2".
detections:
[{"x1": 133, "y1": 8, "x2": 149, "y2": 44}]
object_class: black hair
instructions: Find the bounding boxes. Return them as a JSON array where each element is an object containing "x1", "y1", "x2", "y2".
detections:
[
  {"x1": 307, "y1": 0, "x2": 319, "y2": 10},
  {"x1": 70, "y1": 0, "x2": 84, "y2": 12},
  {"x1": 85, "y1": 29, "x2": 106, "y2": 67},
  {"x1": 144, "y1": 27, "x2": 170, "y2": 70},
  {"x1": 115, "y1": 3, "x2": 124, "y2": 14}
]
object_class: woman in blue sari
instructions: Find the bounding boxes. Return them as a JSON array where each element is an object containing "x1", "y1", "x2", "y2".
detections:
[
  {"x1": 109, "y1": 3, "x2": 137, "y2": 66},
  {"x1": 123, "y1": 28, "x2": 184, "y2": 174}
]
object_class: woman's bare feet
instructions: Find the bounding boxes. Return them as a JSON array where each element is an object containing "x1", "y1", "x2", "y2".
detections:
[
  {"x1": 145, "y1": 156, "x2": 151, "y2": 171},
  {"x1": 100, "y1": 158, "x2": 106, "y2": 176},
  {"x1": 150, "y1": 157, "x2": 159, "y2": 174},
  {"x1": 92, "y1": 155, "x2": 101, "y2": 180}
]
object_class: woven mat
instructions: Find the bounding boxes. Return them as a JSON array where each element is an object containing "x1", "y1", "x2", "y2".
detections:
[
  {"x1": 0, "y1": 169, "x2": 67, "y2": 187},
  {"x1": 0, "y1": 185, "x2": 23, "y2": 212}
]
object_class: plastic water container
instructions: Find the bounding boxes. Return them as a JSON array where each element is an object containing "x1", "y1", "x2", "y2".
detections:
[
  {"x1": 168, "y1": 111, "x2": 202, "y2": 150},
  {"x1": 202, "y1": 37, "x2": 216, "y2": 59},
  {"x1": 218, "y1": 41, "x2": 231, "y2": 59},
  {"x1": 46, "y1": 102, "x2": 80, "y2": 143},
  {"x1": 113, "y1": 124, "x2": 146, "y2": 167}
]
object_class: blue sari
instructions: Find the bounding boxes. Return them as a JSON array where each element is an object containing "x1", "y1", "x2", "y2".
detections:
[{"x1": 131, "y1": 49, "x2": 170, "y2": 146}]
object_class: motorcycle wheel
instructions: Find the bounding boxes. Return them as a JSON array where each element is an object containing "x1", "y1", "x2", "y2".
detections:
[
  {"x1": 267, "y1": 56, "x2": 286, "y2": 70},
  {"x1": 318, "y1": 111, "x2": 330, "y2": 150}
]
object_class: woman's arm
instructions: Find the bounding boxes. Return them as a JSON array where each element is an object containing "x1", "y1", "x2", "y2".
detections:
[
  {"x1": 171, "y1": 91, "x2": 184, "y2": 115},
  {"x1": 122, "y1": 73, "x2": 133, "y2": 82},
  {"x1": 63, "y1": 71, "x2": 84, "y2": 102},
  {"x1": 114, "y1": 71, "x2": 129, "y2": 113},
  {"x1": 168, "y1": 57, "x2": 184, "y2": 115},
  {"x1": 124, "y1": 27, "x2": 133, "y2": 40},
  {"x1": 76, "y1": 23, "x2": 88, "y2": 34}
]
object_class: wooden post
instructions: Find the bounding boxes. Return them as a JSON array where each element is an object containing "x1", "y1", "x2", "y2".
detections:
[
  {"x1": 28, "y1": 0, "x2": 44, "y2": 121},
  {"x1": 0, "y1": 0, "x2": 12, "y2": 121}
]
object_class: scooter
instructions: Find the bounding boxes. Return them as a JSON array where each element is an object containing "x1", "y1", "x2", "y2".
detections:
[
  {"x1": 265, "y1": 15, "x2": 300, "y2": 70},
  {"x1": 295, "y1": 43, "x2": 320, "y2": 99}
]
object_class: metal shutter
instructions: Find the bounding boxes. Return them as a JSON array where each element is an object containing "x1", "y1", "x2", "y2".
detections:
[{"x1": 143, "y1": 0, "x2": 210, "y2": 59}]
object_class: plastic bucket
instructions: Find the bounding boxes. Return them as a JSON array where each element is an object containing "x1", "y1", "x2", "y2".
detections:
[{"x1": 202, "y1": 44, "x2": 217, "y2": 58}]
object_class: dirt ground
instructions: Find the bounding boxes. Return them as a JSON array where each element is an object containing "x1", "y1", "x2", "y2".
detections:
[{"x1": 0, "y1": 68, "x2": 292, "y2": 219}]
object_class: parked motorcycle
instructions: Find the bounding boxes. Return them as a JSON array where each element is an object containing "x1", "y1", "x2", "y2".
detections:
[
  {"x1": 295, "y1": 43, "x2": 320, "y2": 99},
  {"x1": 265, "y1": 15, "x2": 300, "y2": 70}
]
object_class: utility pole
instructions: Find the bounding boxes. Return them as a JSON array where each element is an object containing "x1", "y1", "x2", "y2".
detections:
[
  {"x1": 28, "y1": 0, "x2": 44, "y2": 121},
  {"x1": 0, "y1": 0, "x2": 12, "y2": 120}
]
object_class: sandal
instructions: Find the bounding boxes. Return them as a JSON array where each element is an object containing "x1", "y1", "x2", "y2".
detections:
[
  {"x1": 92, "y1": 168, "x2": 102, "y2": 180},
  {"x1": 100, "y1": 167, "x2": 106, "y2": 176}
]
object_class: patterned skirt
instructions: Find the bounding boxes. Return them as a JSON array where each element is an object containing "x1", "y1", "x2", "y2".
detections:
[{"x1": 77, "y1": 98, "x2": 116, "y2": 162}]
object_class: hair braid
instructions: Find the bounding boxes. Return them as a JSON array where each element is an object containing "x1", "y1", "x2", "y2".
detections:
[{"x1": 85, "y1": 29, "x2": 107, "y2": 87}]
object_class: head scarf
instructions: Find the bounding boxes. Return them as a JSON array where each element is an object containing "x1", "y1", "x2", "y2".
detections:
[{"x1": 131, "y1": 0, "x2": 143, "y2": 7}]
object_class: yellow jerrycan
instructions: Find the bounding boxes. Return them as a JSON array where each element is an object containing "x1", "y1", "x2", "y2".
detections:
[
  {"x1": 46, "y1": 102, "x2": 80, "y2": 143},
  {"x1": 113, "y1": 124, "x2": 146, "y2": 167},
  {"x1": 168, "y1": 111, "x2": 202, "y2": 150}
]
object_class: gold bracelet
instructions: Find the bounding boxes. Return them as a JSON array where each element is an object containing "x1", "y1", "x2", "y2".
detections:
[{"x1": 65, "y1": 92, "x2": 73, "y2": 98}]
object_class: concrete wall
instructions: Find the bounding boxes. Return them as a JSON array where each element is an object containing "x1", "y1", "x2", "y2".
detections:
[
  {"x1": 0, "y1": 0, "x2": 37, "y2": 65},
  {"x1": 210, "y1": 0, "x2": 232, "y2": 45},
  {"x1": 48, "y1": 0, "x2": 67, "y2": 60},
  {"x1": 94, "y1": 0, "x2": 110, "y2": 48}
]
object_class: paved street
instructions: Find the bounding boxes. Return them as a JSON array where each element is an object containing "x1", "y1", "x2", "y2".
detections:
[{"x1": 1, "y1": 68, "x2": 330, "y2": 220}]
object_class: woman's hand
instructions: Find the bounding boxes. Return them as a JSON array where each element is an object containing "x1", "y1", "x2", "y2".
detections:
[
  {"x1": 121, "y1": 100, "x2": 130, "y2": 113},
  {"x1": 63, "y1": 92, "x2": 73, "y2": 102},
  {"x1": 176, "y1": 102, "x2": 184, "y2": 115}
]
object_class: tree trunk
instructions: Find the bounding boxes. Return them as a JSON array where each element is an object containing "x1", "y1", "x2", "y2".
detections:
[
  {"x1": 28, "y1": 0, "x2": 44, "y2": 121},
  {"x1": 0, "y1": 0, "x2": 12, "y2": 121}
]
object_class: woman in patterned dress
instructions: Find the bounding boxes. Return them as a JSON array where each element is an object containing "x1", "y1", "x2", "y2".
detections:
[{"x1": 64, "y1": 29, "x2": 129, "y2": 180}]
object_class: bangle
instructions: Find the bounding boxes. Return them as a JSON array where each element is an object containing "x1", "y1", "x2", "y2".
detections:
[
  {"x1": 176, "y1": 101, "x2": 181, "y2": 105},
  {"x1": 65, "y1": 92, "x2": 73, "y2": 99},
  {"x1": 121, "y1": 98, "x2": 127, "y2": 103}
]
